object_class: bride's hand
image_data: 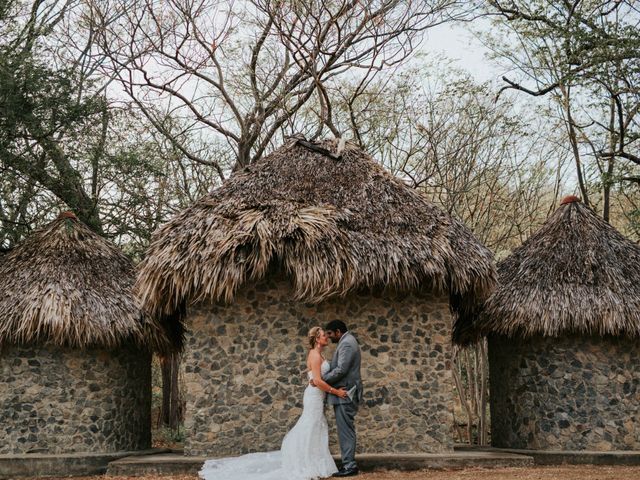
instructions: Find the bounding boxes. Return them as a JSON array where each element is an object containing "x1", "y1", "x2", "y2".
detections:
[{"x1": 335, "y1": 388, "x2": 348, "y2": 399}]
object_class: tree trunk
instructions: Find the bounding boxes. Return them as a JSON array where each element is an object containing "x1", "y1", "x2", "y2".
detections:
[
  {"x1": 564, "y1": 89, "x2": 590, "y2": 207},
  {"x1": 479, "y1": 339, "x2": 489, "y2": 445},
  {"x1": 160, "y1": 353, "x2": 182, "y2": 429},
  {"x1": 452, "y1": 346, "x2": 474, "y2": 443},
  {"x1": 603, "y1": 95, "x2": 616, "y2": 223}
]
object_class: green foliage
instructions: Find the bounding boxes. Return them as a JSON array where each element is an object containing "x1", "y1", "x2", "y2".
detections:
[
  {"x1": 0, "y1": 1, "x2": 108, "y2": 235},
  {"x1": 0, "y1": 1, "x2": 219, "y2": 250},
  {"x1": 0, "y1": 53, "x2": 104, "y2": 143},
  {"x1": 489, "y1": 4, "x2": 638, "y2": 81}
]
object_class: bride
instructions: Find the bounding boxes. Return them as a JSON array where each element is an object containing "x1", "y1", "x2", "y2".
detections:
[{"x1": 199, "y1": 327, "x2": 349, "y2": 480}]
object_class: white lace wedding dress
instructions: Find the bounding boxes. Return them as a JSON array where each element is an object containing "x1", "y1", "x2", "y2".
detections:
[{"x1": 199, "y1": 360, "x2": 338, "y2": 480}]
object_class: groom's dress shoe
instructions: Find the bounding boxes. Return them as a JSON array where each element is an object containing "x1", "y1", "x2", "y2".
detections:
[{"x1": 332, "y1": 468, "x2": 359, "y2": 477}]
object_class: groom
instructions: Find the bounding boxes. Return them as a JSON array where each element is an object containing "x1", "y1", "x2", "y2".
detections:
[{"x1": 321, "y1": 320, "x2": 363, "y2": 477}]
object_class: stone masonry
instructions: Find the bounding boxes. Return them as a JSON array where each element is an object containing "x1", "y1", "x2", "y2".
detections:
[
  {"x1": 182, "y1": 274, "x2": 454, "y2": 456},
  {"x1": 489, "y1": 334, "x2": 640, "y2": 450},
  {"x1": 0, "y1": 343, "x2": 151, "y2": 454}
]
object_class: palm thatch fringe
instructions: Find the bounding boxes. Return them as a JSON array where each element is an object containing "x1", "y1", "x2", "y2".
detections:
[
  {"x1": 455, "y1": 197, "x2": 640, "y2": 344},
  {"x1": 0, "y1": 212, "x2": 180, "y2": 353},
  {"x1": 136, "y1": 138, "x2": 496, "y2": 328}
]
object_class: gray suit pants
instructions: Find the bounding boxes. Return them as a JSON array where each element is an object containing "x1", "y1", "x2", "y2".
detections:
[{"x1": 334, "y1": 402, "x2": 358, "y2": 470}]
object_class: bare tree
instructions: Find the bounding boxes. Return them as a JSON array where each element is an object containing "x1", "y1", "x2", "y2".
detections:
[
  {"x1": 91, "y1": 0, "x2": 473, "y2": 172},
  {"x1": 452, "y1": 340, "x2": 489, "y2": 445}
]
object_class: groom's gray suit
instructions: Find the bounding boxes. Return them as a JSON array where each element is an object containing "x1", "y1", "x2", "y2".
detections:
[{"x1": 323, "y1": 331, "x2": 363, "y2": 471}]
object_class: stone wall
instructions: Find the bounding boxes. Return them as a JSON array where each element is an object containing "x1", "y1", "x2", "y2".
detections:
[
  {"x1": 182, "y1": 275, "x2": 454, "y2": 456},
  {"x1": 0, "y1": 343, "x2": 151, "y2": 454},
  {"x1": 489, "y1": 334, "x2": 640, "y2": 450}
]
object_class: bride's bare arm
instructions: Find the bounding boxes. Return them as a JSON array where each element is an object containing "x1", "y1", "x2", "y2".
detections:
[{"x1": 309, "y1": 351, "x2": 348, "y2": 398}]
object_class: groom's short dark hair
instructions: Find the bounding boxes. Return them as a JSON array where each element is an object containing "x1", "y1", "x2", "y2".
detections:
[{"x1": 325, "y1": 320, "x2": 348, "y2": 334}]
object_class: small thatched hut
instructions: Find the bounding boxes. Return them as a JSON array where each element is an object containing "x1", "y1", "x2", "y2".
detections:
[
  {"x1": 0, "y1": 212, "x2": 174, "y2": 455},
  {"x1": 459, "y1": 196, "x2": 640, "y2": 451},
  {"x1": 136, "y1": 138, "x2": 496, "y2": 456}
]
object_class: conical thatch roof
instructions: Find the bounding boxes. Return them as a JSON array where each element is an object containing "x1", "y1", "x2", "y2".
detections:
[
  {"x1": 0, "y1": 212, "x2": 178, "y2": 352},
  {"x1": 456, "y1": 196, "x2": 640, "y2": 344},
  {"x1": 137, "y1": 138, "x2": 496, "y2": 327}
]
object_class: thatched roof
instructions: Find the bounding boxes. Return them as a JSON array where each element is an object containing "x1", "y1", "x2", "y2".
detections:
[
  {"x1": 456, "y1": 196, "x2": 640, "y2": 344},
  {"x1": 0, "y1": 212, "x2": 178, "y2": 352},
  {"x1": 136, "y1": 138, "x2": 496, "y2": 327}
]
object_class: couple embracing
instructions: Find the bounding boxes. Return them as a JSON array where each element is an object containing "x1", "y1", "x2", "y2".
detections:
[{"x1": 199, "y1": 320, "x2": 363, "y2": 480}]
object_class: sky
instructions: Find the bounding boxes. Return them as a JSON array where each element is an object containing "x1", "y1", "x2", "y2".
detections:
[{"x1": 423, "y1": 20, "x2": 500, "y2": 84}]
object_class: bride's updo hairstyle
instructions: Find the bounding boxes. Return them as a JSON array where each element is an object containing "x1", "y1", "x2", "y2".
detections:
[{"x1": 307, "y1": 326, "x2": 322, "y2": 349}]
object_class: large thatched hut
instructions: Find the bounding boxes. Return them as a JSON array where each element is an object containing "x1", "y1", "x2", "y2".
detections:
[
  {"x1": 136, "y1": 138, "x2": 496, "y2": 456},
  {"x1": 459, "y1": 196, "x2": 640, "y2": 451},
  {"x1": 0, "y1": 212, "x2": 174, "y2": 455}
]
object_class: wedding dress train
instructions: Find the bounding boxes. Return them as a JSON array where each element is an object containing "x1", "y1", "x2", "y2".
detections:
[{"x1": 199, "y1": 360, "x2": 338, "y2": 480}]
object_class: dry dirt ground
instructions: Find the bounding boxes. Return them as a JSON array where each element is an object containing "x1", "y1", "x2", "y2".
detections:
[{"x1": 37, "y1": 466, "x2": 640, "y2": 480}]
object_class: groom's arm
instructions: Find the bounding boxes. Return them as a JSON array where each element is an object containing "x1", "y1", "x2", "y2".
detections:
[{"x1": 323, "y1": 343, "x2": 354, "y2": 385}]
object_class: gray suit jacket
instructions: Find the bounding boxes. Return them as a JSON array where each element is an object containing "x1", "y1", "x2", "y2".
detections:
[{"x1": 323, "y1": 331, "x2": 363, "y2": 406}]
